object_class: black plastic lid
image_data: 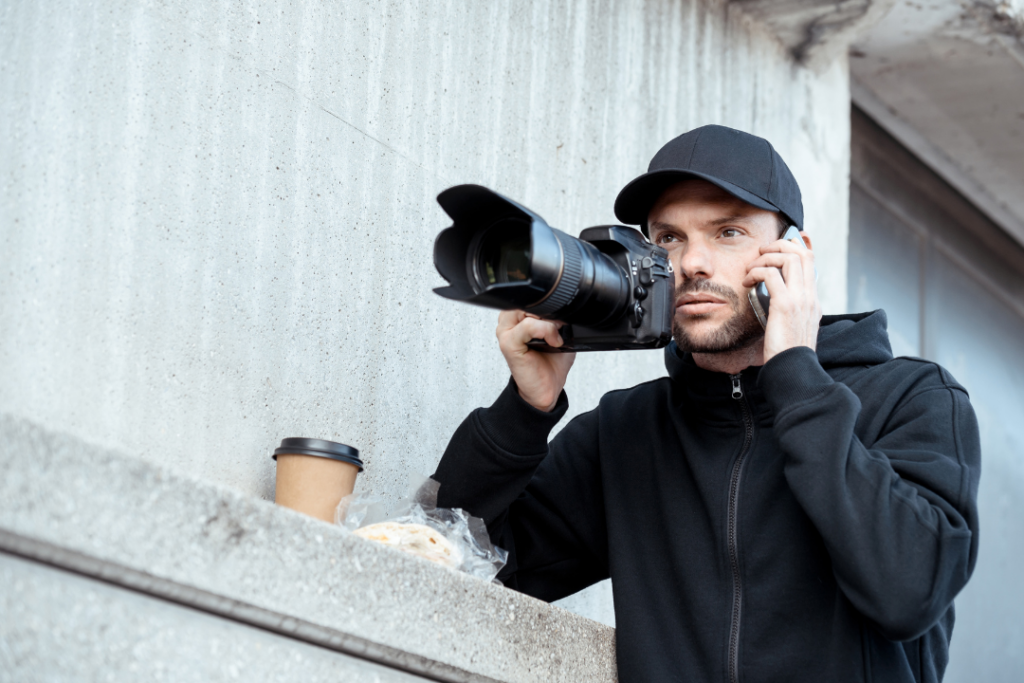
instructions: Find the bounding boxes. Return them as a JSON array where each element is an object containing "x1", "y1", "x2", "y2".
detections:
[{"x1": 272, "y1": 437, "x2": 363, "y2": 471}]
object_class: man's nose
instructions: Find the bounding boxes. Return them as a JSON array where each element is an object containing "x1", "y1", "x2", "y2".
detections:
[{"x1": 675, "y1": 241, "x2": 714, "y2": 282}]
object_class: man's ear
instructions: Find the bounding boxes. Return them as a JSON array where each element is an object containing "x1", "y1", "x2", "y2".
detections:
[{"x1": 800, "y1": 232, "x2": 813, "y2": 250}]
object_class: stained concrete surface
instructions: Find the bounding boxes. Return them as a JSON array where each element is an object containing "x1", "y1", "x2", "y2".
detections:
[
  {"x1": 0, "y1": 0, "x2": 851, "y2": 626},
  {"x1": 0, "y1": 413, "x2": 617, "y2": 683},
  {"x1": 732, "y1": 0, "x2": 897, "y2": 65}
]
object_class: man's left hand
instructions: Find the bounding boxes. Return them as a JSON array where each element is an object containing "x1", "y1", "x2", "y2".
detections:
[{"x1": 742, "y1": 237, "x2": 821, "y2": 363}]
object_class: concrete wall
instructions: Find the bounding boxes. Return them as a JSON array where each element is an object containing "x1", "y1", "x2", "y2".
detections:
[{"x1": 0, "y1": 0, "x2": 851, "y2": 625}]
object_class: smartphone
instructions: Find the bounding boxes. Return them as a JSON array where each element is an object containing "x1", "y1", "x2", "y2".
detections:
[{"x1": 747, "y1": 225, "x2": 809, "y2": 329}]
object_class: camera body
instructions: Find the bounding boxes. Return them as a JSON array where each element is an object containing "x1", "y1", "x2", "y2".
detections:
[
  {"x1": 535, "y1": 225, "x2": 674, "y2": 352},
  {"x1": 432, "y1": 185, "x2": 675, "y2": 352}
]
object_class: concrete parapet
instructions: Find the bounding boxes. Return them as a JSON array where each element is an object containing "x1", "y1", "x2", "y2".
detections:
[
  {"x1": 2, "y1": 553, "x2": 427, "y2": 682},
  {"x1": 0, "y1": 414, "x2": 617, "y2": 683}
]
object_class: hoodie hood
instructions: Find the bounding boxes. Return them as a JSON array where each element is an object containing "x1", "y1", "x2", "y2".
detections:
[
  {"x1": 814, "y1": 310, "x2": 894, "y2": 368},
  {"x1": 665, "y1": 309, "x2": 894, "y2": 381}
]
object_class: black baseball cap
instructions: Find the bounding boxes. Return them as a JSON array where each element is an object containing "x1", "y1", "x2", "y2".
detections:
[{"x1": 614, "y1": 125, "x2": 803, "y2": 234}]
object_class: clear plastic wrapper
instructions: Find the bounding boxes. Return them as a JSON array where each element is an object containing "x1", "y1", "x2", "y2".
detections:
[{"x1": 336, "y1": 475, "x2": 508, "y2": 583}]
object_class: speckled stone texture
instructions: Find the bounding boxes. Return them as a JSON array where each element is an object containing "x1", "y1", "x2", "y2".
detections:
[
  {"x1": 0, "y1": 414, "x2": 617, "y2": 683},
  {"x1": 1, "y1": 554, "x2": 426, "y2": 683}
]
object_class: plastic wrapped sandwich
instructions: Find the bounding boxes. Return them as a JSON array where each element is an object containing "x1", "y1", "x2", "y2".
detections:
[{"x1": 336, "y1": 476, "x2": 508, "y2": 583}]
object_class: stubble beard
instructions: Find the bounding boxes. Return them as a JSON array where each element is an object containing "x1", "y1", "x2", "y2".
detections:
[{"x1": 672, "y1": 278, "x2": 764, "y2": 354}]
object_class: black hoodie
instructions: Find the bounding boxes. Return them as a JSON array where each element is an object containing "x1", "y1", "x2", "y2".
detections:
[{"x1": 433, "y1": 311, "x2": 981, "y2": 683}]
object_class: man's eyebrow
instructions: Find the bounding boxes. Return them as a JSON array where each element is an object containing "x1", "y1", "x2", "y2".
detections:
[
  {"x1": 648, "y1": 215, "x2": 757, "y2": 233},
  {"x1": 648, "y1": 221, "x2": 676, "y2": 233},
  {"x1": 706, "y1": 214, "x2": 756, "y2": 227}
]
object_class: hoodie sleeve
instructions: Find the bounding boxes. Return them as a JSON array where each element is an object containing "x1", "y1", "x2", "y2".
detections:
[
  {"x1": 758, "y1": 347, "x2": 981, "y2": 642},
  {"x1": 432, "y1": 378, "x2": 609, "y2": 601}
]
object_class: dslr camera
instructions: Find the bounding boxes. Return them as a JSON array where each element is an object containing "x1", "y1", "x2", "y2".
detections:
[{"x1": 432, "y1": 184, "x2": 675, "y2": 352}]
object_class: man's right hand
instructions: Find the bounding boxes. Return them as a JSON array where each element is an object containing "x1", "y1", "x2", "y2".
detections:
[{"x1": 496, "y1": 310, "x2": 576, "y2": 412}]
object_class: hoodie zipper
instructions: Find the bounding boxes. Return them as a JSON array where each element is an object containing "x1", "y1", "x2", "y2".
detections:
[{"x1": 728, "y1": 373, "x2": 753, "y2": 683}]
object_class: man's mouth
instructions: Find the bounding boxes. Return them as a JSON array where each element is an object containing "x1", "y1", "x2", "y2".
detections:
[{"x1": 676, "y1": 294, "x2": 729, "y2": 316}]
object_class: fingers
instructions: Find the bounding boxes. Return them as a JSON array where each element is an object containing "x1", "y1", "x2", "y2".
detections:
[
  {"x1": 522, "y1": 318, "x2": 565, "y2": 350},
  {"x1": 743, "y1": 254, "x2": 796, "y2": 287},
  {"x1": 745, "y1": 252, "x2": 796, "y2": 271},
  {"x1": 753, "y1": 236, "x2": 821, "y2": 361},
  {"x1": 760, "y1": 239, "x2": 815, "y2": 283},
  {"x1": 758, "y1": 236, "x2": 810, "y2": 254},
  {"x1": 496, "y1": 309, "x2": 527, "y2": 337},
  {"x1": 745, "y1": 266, "x2": 786, "y2": 298},
  {"x1": 497, "y1": 311, "x2": 564, "y2": 354},
  {"x1": 744, "y1": 243, "x2": 817, "y2": 314},
  {"x1": 746, "y1": 265, "x2": 820, "y2": 325},
  {"x1": 745, "y1": 240, "x2": 815, "y2": 289}
]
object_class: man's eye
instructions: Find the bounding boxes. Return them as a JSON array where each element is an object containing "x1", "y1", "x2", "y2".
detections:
[
  {"x1": 721, "y1": 228, "x2": 742, "y2": 238},
  {"x1": 657, "y1": 234, "x2": 678, "y2": 243}
]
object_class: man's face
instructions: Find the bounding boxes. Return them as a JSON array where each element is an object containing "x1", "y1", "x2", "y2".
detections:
[{"x1": 647, "y1": 179, "x2": 781, "y2": 354}]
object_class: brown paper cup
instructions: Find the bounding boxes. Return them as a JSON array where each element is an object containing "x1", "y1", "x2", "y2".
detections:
[{"x1": 272, "y1": 438, "x2": 363, "y2": 523}]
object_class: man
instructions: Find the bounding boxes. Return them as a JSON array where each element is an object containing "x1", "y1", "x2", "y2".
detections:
[{"x1": 432, "y1": 125, "x2": 980, "y2": 682}]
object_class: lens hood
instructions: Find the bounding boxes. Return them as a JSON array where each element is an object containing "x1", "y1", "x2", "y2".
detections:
[{"x1": 433, "y1": 185, "x2": 630, "y2": 328}]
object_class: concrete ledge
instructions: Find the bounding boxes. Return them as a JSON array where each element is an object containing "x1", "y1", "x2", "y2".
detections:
[
  {"x1": 0, "y1": 414, "x2": 617, "y2": 683},
  {"x1": 1, "y1": 553, "x2": 426, "y2": 682}
]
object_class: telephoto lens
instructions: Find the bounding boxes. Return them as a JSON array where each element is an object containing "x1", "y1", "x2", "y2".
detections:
[{"x1": 432, "y1": 184, "x2": 674, "y2": 352}]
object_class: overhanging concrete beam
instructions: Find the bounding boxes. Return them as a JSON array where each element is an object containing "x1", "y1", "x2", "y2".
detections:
[{"x1": 732, "y1": 0, "x2": 898, "y2": 67}]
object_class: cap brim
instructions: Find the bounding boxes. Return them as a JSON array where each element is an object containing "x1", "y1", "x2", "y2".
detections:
[{"x1": 614, "y1": 169, "x2": 782, "y2": 231}]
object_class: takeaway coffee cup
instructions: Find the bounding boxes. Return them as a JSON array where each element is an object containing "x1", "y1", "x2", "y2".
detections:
[{"x1": 272, "y1": 438, "x2": 363, "y2": 522}]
